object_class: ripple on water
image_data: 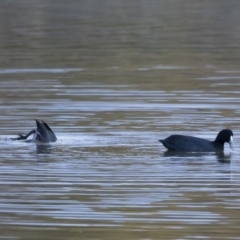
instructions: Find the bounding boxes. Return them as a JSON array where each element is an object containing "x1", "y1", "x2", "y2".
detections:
[{"x1": 0, "y1": 72, "x2": 240, "y2": 239}]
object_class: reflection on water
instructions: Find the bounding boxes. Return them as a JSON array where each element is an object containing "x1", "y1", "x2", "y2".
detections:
[
  {"x1": 36, "y1": 144, "x2": 53, "y2": 154},
  {"x1": 162, "y1": 151, "x2": 233, "y2": 163},
  {"x1": 1, "y1": 0, "x2": 240, "y2": 239}
]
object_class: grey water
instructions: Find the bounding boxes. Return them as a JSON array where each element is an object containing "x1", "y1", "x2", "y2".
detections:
[{"x1": 1, "y1": 1, "x2": 240, "y2": 239}]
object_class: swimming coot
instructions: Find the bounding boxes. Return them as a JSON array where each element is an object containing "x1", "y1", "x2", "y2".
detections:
[
  {"x1": 159, "y1": 129, "x2": 233, "y2": 152},
  {"x1": 12, "y1": 119, "x2": 57, "y2": 143}
]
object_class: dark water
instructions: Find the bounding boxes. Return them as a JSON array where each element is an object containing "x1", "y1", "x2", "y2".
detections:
[{"x1": 1, "y1": 1, "x2": 240, "y2": 239}]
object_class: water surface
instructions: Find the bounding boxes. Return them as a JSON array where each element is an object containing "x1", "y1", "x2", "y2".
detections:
[{"x1": 1, "y1": 1, "x2": 240, "y2": 239}]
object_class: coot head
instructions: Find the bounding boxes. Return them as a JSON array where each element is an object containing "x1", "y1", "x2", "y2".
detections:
[{"x1": 214, "y1": 129, "x2": 234, "y2": 149}]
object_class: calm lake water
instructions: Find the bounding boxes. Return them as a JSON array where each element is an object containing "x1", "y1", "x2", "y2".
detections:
[{"x1": 1, "y1": 1, "x2": 240, "y2": 239}]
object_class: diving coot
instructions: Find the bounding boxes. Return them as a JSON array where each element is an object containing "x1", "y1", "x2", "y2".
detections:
[
  {"x1": 12, "y1": 119, "x2": 57, "y2": 143},
  {"x1": 159, "y1": 129, "x2": 233, "y2": 152}
]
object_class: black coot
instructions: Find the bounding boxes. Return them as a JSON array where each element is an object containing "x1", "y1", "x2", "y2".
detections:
[
  {"x1": 12, "y1": 119, "x2": 57, "y2": 143},
  {"x1": 159, "y1": 129, "x2": 233, "y2": 152}
]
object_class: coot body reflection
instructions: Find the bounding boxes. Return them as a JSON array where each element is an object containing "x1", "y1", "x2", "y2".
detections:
[
  {"x1": 12, "y1": 119, "x2": 57, "y2": 143},
  {"x1": 159, "y1": 129, "x2": 233, "y2": 152}
]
